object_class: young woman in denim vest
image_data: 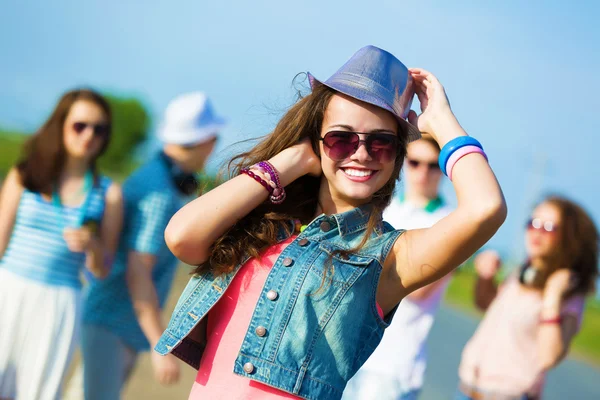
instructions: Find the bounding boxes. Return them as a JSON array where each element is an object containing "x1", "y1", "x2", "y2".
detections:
[
  {"x1": 0, "y1": 90, "x2": 123, "y2": 400},
  {"x1": 157, "y1": 45, "x2": 507, "y2": 400},
  {"x1": 457, "y1": 196, "x2": 598, "y2": 400}
]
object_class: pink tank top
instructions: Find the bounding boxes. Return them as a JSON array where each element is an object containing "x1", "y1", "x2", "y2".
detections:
[{"x1": 188, "y1": 236, "x2": 384, "y2": 399}]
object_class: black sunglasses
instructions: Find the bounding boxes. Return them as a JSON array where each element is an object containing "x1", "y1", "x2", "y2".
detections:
[
  {"x1": 407, "y1": 159, "x2": 440, "y2": 171},
  {"x1": 73, "y1": 122, "x2": 110, "y2": 137},
  {"x1": 319, "y1": 131, "x2": 398, "y2": 163}
]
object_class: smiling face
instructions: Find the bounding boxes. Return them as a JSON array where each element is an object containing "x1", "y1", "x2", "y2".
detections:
[{"x1": 318, "y1": 93, "x2": 399, "y2": 212}]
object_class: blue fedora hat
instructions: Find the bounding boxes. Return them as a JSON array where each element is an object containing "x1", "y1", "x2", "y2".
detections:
[{"x1": 308, "y1": 45, "x2": 420, "y2": 143}]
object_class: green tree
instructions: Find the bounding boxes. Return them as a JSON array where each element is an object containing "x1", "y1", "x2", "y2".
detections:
[
  {"x1": 99, "y1": 94, "x2": 150, "y2": 178},
  {"x1": 0, "y1": 130, "x2": 25, "y2": 177}
]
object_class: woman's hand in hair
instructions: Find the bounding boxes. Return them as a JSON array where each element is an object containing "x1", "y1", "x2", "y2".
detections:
[
  {"x1": 544, "y1": 269, "x2": 576, "y2": 302},
  {"x1": 63, "y1": 226, "x2": 97, "y2": 253},
  {"x1": 293, "y1": 137, "x2": 322, "y2": 177},
  {"x1": 269, "y1": 138, "x2": 321, "y2": 186},
  {"x1": 408, "y1": 68, "x2": 465, "y2": 147}
]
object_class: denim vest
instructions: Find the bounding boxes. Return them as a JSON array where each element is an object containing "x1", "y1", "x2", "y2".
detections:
[{"x1": 155, "y1": 207, "x2": 404, "y2": 400}]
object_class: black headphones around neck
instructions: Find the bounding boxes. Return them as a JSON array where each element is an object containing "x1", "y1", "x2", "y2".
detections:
[
  {"x1": 519, "y1": 261, "x2": 580, "y2": 292},
  {"x1": 160, "y1": 152, "x2": 199, "y2": 196},
  {"x1": 518, "y1": 262, "x2": 540, "y2": 286}
]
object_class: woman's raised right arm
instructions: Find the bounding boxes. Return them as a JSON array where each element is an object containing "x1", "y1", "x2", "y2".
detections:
[
  {"x1": 165, "y1": 143, "x2": 320, "y2": 265},
  {"x1": 0, "y1": 168, "x2": 25, "y2": 259}
]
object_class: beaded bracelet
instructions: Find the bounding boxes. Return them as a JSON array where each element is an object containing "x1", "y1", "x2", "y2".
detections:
[
  {"x1": 241, "y1": 162, "x2": 286, "y2": 204},
  {"x1": 256, "y1": 161, "x2": 286, "y2": 204},
  {"x1": 241, "y1": 168, "x2": 274, "y2": 194},
  {"x1": 251, "y1": 167, "x2": 278, "y2": 191}
]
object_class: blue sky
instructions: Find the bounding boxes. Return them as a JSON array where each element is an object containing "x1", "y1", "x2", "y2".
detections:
[{"x1": 1, "y1": 0, "x2": 599, "y2": 261}]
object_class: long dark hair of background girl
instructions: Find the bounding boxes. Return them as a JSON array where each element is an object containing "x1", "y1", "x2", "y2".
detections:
[
  {"x1": 539, "y1": 195, "x2": 599, "y2": 297},
  {"x1": 17, "y1": 89, "x2": 112, "y2": 194}
]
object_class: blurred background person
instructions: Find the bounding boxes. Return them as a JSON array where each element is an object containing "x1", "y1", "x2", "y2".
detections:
[
  {"x1": 343, "y1": 135, "x2": 453, "y2": 400},
  {"x1": 0, "y1": 89, "x2": 123, "y2": 400},
  {"x1": 78, "y1": 92, "x2": 224, "y2": 400},
  {"x1": 457, "y1": 195, "x2": 599, "y2": 399}
]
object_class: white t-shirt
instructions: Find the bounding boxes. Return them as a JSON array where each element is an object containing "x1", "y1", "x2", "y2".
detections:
[{"x1": 352, "y1": 196, "x2": 453, "y2": 392}]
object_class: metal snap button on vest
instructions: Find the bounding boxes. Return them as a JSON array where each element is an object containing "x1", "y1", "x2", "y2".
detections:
[
  {"x1": 266, "y1": 290, "x2": 278, "y2": 301},
  {"x1": 320, "y1": 221, "x2": 332, "y2": 232},
  {"x1": 298, "y1": 238, "x2": 309, "y2": 246},
  {"x1": 243, "y1": 362, "x2": 255, "y2": 374},
  {"x1": 282, "y1": 257, "x2": 293, "y2": 267},
  {"x1": 255, "y1": 326, "x2": 267, "y2": 337}
]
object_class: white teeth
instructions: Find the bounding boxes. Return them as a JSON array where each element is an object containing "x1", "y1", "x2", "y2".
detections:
[{"x1": 343, "y1": 168, "x2": 373, "y2": 177}]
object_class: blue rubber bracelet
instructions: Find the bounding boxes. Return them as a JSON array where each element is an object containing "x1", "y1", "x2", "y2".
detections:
[{"x1": 438, "y1": 137, "x2": 483, "y2": 176}]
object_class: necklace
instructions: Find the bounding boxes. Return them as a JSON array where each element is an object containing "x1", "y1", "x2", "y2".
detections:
[
  {"x1": 52, "y1": 170, "x2": 95, "y2": 228},
  {"x1": 294, "y1": 220, "x2": 308, "y2": 233}
]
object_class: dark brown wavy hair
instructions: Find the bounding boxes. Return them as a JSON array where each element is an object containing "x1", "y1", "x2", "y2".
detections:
[
  {"x1": 17, "y1": 89, "x2": 112, "y2": 194},
  {"x1": 537, "y1": 195, "x2": 599, "y2": 296},
  {"x1": 194, "y1": 82, "x2": 408, "y2": 276}
]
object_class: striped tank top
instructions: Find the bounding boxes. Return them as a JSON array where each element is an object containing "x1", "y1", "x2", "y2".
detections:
[{"x1": 0, "y1": 176, "x2": 112, "y2": 289}]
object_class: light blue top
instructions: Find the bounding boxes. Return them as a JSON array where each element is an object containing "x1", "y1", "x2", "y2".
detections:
[
  {"x1": 0, "y1": 176, "x2": 112, "y2": 289},
  {"x1": 83, "y1": 155, "x2": 184, "y2": 351}
]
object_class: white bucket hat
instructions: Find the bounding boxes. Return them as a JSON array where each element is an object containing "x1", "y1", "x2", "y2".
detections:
[{"x1": 158, "y1": 92, "x2": 226, "y2": 146}]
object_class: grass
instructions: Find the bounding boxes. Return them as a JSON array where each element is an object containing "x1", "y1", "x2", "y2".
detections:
[
  {"x1": 444, "y1": 267, "x2": 600, "y2": 366},
  {"x1": 0, "y1": 130, "x2": 26, "y2": 177}
]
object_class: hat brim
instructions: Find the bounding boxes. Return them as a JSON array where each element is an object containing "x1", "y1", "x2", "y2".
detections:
[
  {"x1": 158, "y1": 121, "x2": 226, "y2": 146},
  {"x1": 308, "y1": 73, "x2": 421, "y2": 143}
]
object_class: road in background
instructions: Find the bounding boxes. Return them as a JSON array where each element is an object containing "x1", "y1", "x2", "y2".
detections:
[{"x1": 421, "y1": 305, "x2": 600, "y2": 400}]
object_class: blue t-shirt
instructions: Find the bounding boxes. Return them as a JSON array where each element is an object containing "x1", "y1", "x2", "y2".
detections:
[{"x1": 83, "y1": 155, "x2": 184, "y2": 351}]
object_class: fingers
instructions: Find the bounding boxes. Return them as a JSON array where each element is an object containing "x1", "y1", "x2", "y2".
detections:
[
  {"x1": 63, "y1": 230, "x2": 90, "y2": 241},
  {"x1": 160, "y1": 367, "x2": 179, "y2": 385},
  {"x1": 410, "y1": 75, "x2": 430, "y2": 111},
  {"x1": 411, "y1": 69, "x2": 444, "y2": 103},
  {"x1": 170, "y1": 367, "x2": 181, "y2": 384},
  {"x1": 66, "y1": 244, "x2": 83, "y2": 252},
  {"x1": 63, "y1": 232, "x2": 89, "y2": 252},
  {"x1": 411, "y1": 72, "x2": 432, "y2": 86},
  {"x1": 65, "y1": 241, "x2": 85, "y2": 253},
  {"x1": 410, "y1": 68, "x2": 440, "y2": 85},
  {"x1": 155, "y1": 368, "x2": 168, "y2": 385},
  {"x1": 407, "y1": 110, "x2": 418, "y2": 126},
  {"x1": 155, "y1": 356, "x2": 180, "y2": 385},
  {"x1": 158, "y1": 371, "x2": 172, "y2": 385},
  {"x1": 63, "y1": 228, "x2": 92, "y2": 243},
  {"x1": 414, "y1": 86, "x2": 428, "y2": 110}
]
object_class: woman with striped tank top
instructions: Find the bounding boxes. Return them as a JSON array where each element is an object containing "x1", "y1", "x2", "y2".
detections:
[{"x1": 0, "y1": 89, "x2": 123, "y2": 400}]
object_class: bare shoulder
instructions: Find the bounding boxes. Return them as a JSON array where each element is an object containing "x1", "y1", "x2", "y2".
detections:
[
  {"x1": 0, "y1": 167, "x2": 25, "y2": 223},
  {"x1": 3, "y1": 167, "x2": 24, "y2": 189},
  {"x1": 105, "y1": 182, "x2": 123, "y2": 205},
  {"x1": 1, "y1": 167, "x2": 25, "y2": 198}
]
